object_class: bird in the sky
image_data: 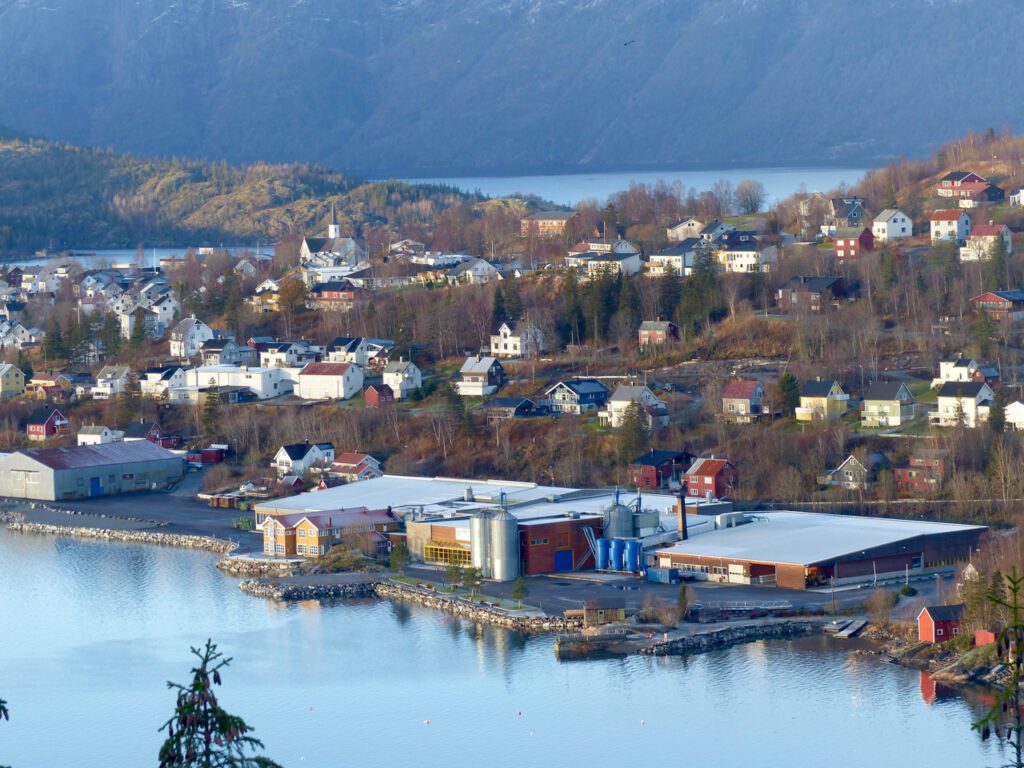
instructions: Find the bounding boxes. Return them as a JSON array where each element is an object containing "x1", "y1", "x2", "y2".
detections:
[{"x1": 624, "y1": 40, "x2": 636, "y2": 46}]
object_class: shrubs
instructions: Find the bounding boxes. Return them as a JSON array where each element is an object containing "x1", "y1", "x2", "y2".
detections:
[{"x1": 900, "y1": 583, "x2": 918, "y2": 597}]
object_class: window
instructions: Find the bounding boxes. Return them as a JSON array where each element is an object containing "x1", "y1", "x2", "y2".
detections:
[
  {"x1": 297, "y1": 529, "x2": 305, "y2": 538},
  {"x1": 937, "y1": 628, "x2": 944, "y2": 636}
]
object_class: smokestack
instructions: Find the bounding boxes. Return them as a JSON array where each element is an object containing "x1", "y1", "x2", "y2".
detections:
[{"x1": 675, "y1": 494, "x2": 689, "y2": 541}]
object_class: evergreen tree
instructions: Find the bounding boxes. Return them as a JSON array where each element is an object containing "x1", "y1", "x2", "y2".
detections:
[
  {"x1": 990, "y1": 386, "x2": 1007, "y2": 434},
  {"x1": 658, "y1": 272, "x2": 683, "y2": 321},
  {"x1": 504, "y1": 274, "x2": 523, "y2": 321},
  {"x1": 617, "y1": 401, "x2": 651, "y2": 462},
  {"x1": 16, "y1": 350, "x2": 33, "y2": 381},
  {"x1": 970, "y1": 310, "x2": 995, "y2": 361},
  {"x1": 461, "y1": 566, "x2": 483, "y2": 596},
  {"x1": 99, "y1": 313, "x2": 122, "y2": 359},
  {"x1": 491, "y1": 285, "x2": 507, "y2": 329},
  {"x1": 986, "y1": 236, "x2": 1009, "y2": 291},
  {"x1": 389, "y1": 543, "x2": 410, "y2": 575},
  {"x1": 560, "y1": 272, "x2": 585, "y2": 345},
  {"x1": 158, "y1": 639, "x2": 280, "y2": 768},
  {"x1": 118, "y1": 373, "x2": 142, "y2": 426},
  {"x1": 775, "y1": 372, "x2": 801, "y2": 415},
  {"x1": 201, "y1": 387, "x2": 222, "y2": 440},
  {"x1": 42, "y1": 317, "x2": 66, "y2": 361},
  {"x1": 129, "y1": 312, "x2": 149, "y2": 353}
]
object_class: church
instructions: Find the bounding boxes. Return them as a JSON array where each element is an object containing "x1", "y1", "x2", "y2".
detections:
[{"x1": 299, "y1": 204, "x2": 367, "y2": 268}]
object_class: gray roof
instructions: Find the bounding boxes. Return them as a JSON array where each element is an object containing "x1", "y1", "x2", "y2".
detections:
[
  {"x1": 639, "y1": 320, "x2": 676, "y2": 332},
  {"x1": 801, "y1": 379, "x2": 842, "y2": 398},
  {"x1": 460, "y1": 356, "x2": 501, "y2": 374},
  {"x1": 544, "y1": 378, "x2": 609, "y2": 397},
  {"x1": 863, "y1": 382, "x2": 912, "y2": 401},
  {"x1": 78, "y1": 425, "x2": 112, "y2": 435},
  {"x1": 873, "y1": 209, "x2": 905, "y2": 223},
  {"x1": 780, "y1": 275, "x2": 842, "y2": 294},
  {"x1": 937, "y1": 381, "x2": 990, "y2": 398},
  {"x1": 16, "y1": 440, "x2": 178, "y2": 470},
  {"x1": 610, "y1": 385, "x2": 655, "y2": 402},
  {"x1": 383, "y1": 360, "x2": 416, "y2": 374}
]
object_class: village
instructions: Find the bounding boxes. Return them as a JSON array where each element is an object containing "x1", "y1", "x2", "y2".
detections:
[{"x1": 3, "y1": 140, "x2": 1024, "y2": 674}]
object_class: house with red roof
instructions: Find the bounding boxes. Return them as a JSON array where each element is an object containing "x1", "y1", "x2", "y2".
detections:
[
  {"x1": 961, "y1": 222, "x2": 1013, "y2": 261},
  {"x1": 721, "y1": 378, "x2": 767, "y2": 423},
  {"x1": 684, "y1": 457, "x2": 739, "y2": 499},
  {"x1": 930, "y1": 210, "x2": 972, "y2": 245},
  {"x1": 296, "y1": 361, "x2": 363, "y2": 400},
  {"x1": 327, "y1": 453, "x2": 383, "y2": 483}
]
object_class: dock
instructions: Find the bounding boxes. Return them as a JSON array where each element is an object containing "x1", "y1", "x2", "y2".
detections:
[{"x1": 835, "y1": 619, "x2": 867, "y2": 638}]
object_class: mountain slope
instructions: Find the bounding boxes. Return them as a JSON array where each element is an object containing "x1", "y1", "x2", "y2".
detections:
[
  {"x1": 0, "y1": 0, "x2": 1021, "y2": 175},
  {"x1": 0, "y1": 134, "x2": 476, "y2": 251}
]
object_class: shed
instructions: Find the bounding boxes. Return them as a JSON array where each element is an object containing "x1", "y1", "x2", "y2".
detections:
[
  {"x1": 917, "y1": 604, "x2": 965, "y2": 643},
  {"x1": 583, "y1": 597, "x2": 627, "y2": 627}
]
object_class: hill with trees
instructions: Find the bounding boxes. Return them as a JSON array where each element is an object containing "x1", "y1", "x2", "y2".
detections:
[{"x1": 0, "y1": 131, "x2": 480, "y2": 253}]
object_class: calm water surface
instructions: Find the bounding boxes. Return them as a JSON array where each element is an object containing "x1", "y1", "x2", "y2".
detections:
[
  {"x1": 405, "y1": 167, "x2": 867, "y2": 207},
  {"x1": 0, "y1": 529, "x2": 1005, "y2": 767}
]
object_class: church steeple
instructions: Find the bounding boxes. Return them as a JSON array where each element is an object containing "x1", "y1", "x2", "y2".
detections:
[{"x1": 327, "y1": 202, "x2": 340, "y2": 239}]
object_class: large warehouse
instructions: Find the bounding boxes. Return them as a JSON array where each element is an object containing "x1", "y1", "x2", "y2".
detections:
[
  {"x1": 0, "y1": 441, "x2": 185, "y2": 501},
  {"x1": 654, "y1": 511, "x2": 985, "y2": 590}
]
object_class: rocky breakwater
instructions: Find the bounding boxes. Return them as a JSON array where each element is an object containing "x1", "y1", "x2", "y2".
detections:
[
  {"x1": 216, "y1": 557, "x2": 298, "y2": 578},
  {"x1": 639, "y1": 620, "x2": 824, "y2": 656},
  {"x1": 239, "y1": 579, "x2": 379, "y2": 601},
  {"x1": 5, "y1": 522, "x2": 235, "y2": 554},
  {"x1": 374, "y1": 581, "x2": 583, "y2": 634}
]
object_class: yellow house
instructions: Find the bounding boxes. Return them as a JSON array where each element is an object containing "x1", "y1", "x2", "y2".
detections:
[
  {"x1": 0, "y1": 363, "x2": 26, "y2": 399},
  {"x1": 796, "y1": 378, "x2": 849, "y2": 421},
  {"x1": 257, "y1": 507, "x2": 399, "y2": 558}
]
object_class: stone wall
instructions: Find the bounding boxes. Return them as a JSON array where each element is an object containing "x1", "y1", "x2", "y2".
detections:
[
  {"x1": 239, "y1": 579, "x2": 378, "y2": 601},
  {"x1": 5, "y1": 522, "x2": 235, "y2": 554},
  {"x1": 639, "y1": 620, "x2": 823, "y2": 656},
  {"x1": 217, "y1": 557, "x2": 298, "y2": 578}
]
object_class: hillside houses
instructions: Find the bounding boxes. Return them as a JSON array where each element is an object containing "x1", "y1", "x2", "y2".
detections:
[
  {"x1": 932, "y1": 381, "x2": 994, "y2": 428},
  {"x1": 455, "y1": 356, "x2": 505, "y2": 397},
  {"x1": 382, "y1": 359, "x2": 422, "y2": 400},
  {"x1": 930, "y1": 210, "x2": 972, "y2": 245},
  {"x1": 872, "y1": 209, "x2": 912, "y2": 243},
  {"x1": 599, "y1": 385, "x2": 668, "y2": 429},
  {"x1": 796, "y1": 379, "x2": 848, "y2": 422},
  {"x1": 545, "y1": 378, "x2": 610, "y2": 415},
  {"x1": 490, "y1": 321, "x2": 546, "y2": 358},
  {"x1": 861, "y1": 382, "x2": 915, "y2": 428},
  {"x1": 960, "y1": 222, "x2": 1012, "y2": 262},
  {"x1": 722, "y1": 379, "x2": 766, "y2": 424},
  {"x1": 776, "y1": 276, "x2": 844, "y2": 313},
  {"x1": 296, "y1": 362, "x2": 363, "y2": 400}
]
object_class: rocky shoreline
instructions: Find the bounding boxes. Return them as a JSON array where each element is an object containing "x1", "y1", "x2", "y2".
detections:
[
  {"x1": 239, "y1": 579, "x2": 378, "y2": 601},
  {"x1": 217, "y1": 556, "x2": 298, "y2": 578},
  {"x1": 639, "y1": 620, "x2": 824, "y2": 656},
  {"x1": 5, "y1": 521, "x2": 235, "y2": 554}
]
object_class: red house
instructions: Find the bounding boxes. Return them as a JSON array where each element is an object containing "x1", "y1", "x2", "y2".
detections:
[
  {"x1": 833, "y1": 227, "x2": 873, "y2": 261},
  {"x1": 365, "y1": 383, "x2": 395, "y2": 408},
  {"x1": 684, "y1": 457, "x2": 739, "y2": 499},
  {"x1": 893, "y1": 450, "x2": 948, "y2": 495},
  {"x1": 123, "y1": 420, "x2": 180, "y2": 449},
  {"x1": 26, "y1": 406, "x2": 69, "y2": 441},
  {"x1": 917, "y1": 604, "x2": 965, "y2": 643},
  {"x1": 627, "y1": 449, "x2": 693, "y2": 491}
]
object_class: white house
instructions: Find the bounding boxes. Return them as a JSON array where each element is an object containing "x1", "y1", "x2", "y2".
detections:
[
  {"x1": 455, "y1": 356, "x2": 505, "y2": 397},
  {"x1": 77, "y1": 425, "x2": 125, "y2": 446},
  {"x1": 326, "y1": 337, "x2": 370, "y2": 367},
  {"x1": 447, "y1": 258, "x2": 501, "y2": 285},
  {"x1": 169, "y1": 316, "x2": 215, "y2": 358},
  {"x1": 382, "y1": 359, "x2": 422, "y2": 400},
  {"x1": 1005, "y1": 401, "x2": 1024, "y2": 431},
  {"x1": 296, "y1": 362, "x2": 363, "y2": 400},
  {"x1": 648, "y1": 240, "x2": 701, "y2": 277},
  {"x1": 490, "y1": 322, "x2": 546, "y2": 358},
  {"x1": 327, "y1": 452, "x2": 384, "y2": 483},
  {"x1": 931, "y1": 356, "x2": 979, "y2": 388},
  {"x1": 260, "y1": 341, "x2": 319, "y2": 369},
  {"x1": 183, "y1": 365, "x2": 294, "y2": 400},
  {"x1": 584, "y1": 251, "x2": 642, "y2": 277},
  {"x1": 139, "y1": 366, "x2": 186, "y2": 398},
  {"x1": 273, "y1": 442, "x2": 335, "y2": 477},
  {"x1": 599, "y1": 385, "x2": 669, "y2": 429},
  {"x1": 932, "y1": 381, "x2": 994, "y2": 428},
  {"x1": 91, "y1": 365, "x2": 131, "y2": 400},
  {"x1": 1010, "y1": 189, "x2": 1024, "y2": 207},
  {"x1": 930, "y1": 210, "x2": 971, "y2": 245},
  {"x1": 960, "y1": 222, "x2": 1013, "y2": 262},
  {"x1": 716, "y1": 242, "x2": 777, "y2": 273},
  {"x1": 872, "y1": 209, "x2": 913, "y2": 243},
  {"x1": 666, "y1": 219, "x2": 707, "y2": 242}
]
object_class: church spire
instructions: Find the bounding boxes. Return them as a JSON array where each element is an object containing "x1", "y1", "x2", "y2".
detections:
[{"x1": 328, "y1": 202, "x2": 340, "y2": 239}]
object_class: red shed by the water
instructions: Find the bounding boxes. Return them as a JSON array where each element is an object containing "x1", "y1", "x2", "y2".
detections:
[{"x1": 917, "y1": 604, "x2": 964, "y2": 643}]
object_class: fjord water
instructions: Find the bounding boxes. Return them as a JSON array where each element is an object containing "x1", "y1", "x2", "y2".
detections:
[
  {"x1": 406, "y1": 167, "x2": 867, "y2": 207},
  {"x1": 0, "y1": 530, "x2": 1003, "y2": 767}
]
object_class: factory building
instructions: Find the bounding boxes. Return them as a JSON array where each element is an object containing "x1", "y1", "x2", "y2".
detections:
[
  {"x1": 0, "y1": 441, "x2": 185, "y2": 501},
  {"x1": 655, "y1": 507, "x2": 984, "y2": 590}
]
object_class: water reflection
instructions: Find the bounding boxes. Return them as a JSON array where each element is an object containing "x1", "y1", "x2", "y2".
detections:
[{"x1": 0, "y1": 531, "x2": 1008, "y2": 768}]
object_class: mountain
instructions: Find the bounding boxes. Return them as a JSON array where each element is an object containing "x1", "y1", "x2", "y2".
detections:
[
  {"x1": 0, "y1": 132, "x2": 476, "y2": 252},
  {"x1": 0, "y1": 0, "x2": 1022, "y2": 176}
]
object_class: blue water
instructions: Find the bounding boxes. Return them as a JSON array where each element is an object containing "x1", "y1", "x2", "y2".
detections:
[
  {"x1": 0, "y1": 529, "x2": 1006, "y2": 768},
  {"x1": 405, "y1": 167, "x2": 867, "y2": 207}
]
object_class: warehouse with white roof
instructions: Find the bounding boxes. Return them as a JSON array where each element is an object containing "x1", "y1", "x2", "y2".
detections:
[{"x1": 655, "y1": 511, "x2": 984, "y2": 590}]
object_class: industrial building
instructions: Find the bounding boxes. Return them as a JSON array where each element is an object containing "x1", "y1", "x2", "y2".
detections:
[
  {"x1": 0, "y1": 441, "x2": 185, "y2": 500},
  {"x1": 254, "y1": 476, "x2": 678, "y2": 581},
  {"x1": 252, "y1": 474, "x2": 985, "y2": 588},
  {"x1": 655, "y1": 508, "x2": 984, "y2": 590}
]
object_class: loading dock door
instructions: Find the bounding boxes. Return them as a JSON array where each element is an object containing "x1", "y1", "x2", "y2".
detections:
[
  {"x1": 89, "y1": 477, "x2": 103, "y2": 496},
  {"x1": 554, "y1": 549, "x2": 573, "y2": 572}
]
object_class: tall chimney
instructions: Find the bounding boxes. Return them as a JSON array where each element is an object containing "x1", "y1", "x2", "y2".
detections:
[{"x1": 675, "y1": 495, "x2": 689, "y2": 541}]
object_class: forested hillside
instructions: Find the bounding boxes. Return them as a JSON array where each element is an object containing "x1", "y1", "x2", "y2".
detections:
[{"x1": 0, "y1": 133, "x2": 479, "y2": 252}]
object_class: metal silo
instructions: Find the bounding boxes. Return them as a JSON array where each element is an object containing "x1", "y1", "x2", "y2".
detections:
[
  {"x1": 596, "y1": 538, "x2": 610, "y2": 570},
  {"x1": 489, "y1": 508, "x2": 521, "y2": 581},
  {"x1": 609, "y1": 539, "x2": 625, "y2": 571},
  {"x1": 470, "y1": 511, "x2": 492, "y2": 578},
  {"x1": 603, "y1": 502, "x2": 633, "y2": 540},
  {"x1": 624, "y1": 540, "x2": 641, "y2": 573}
]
